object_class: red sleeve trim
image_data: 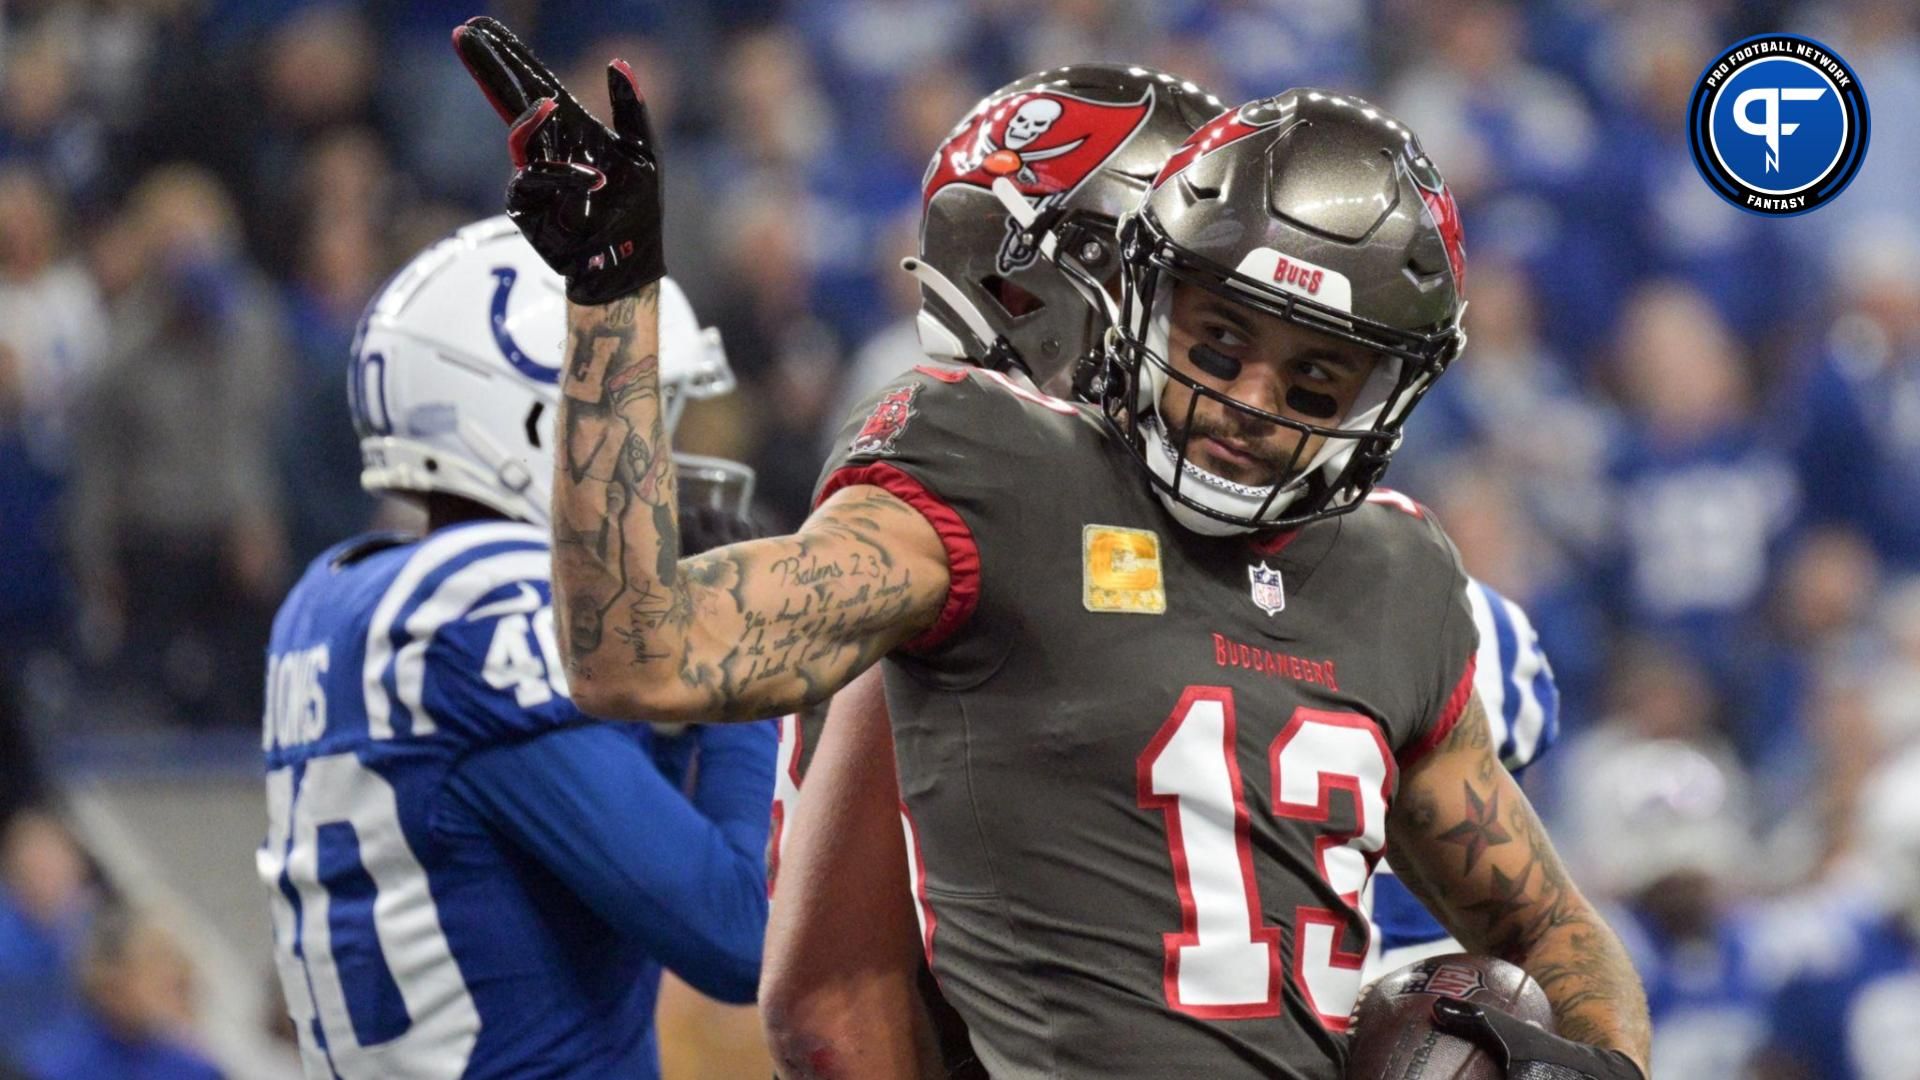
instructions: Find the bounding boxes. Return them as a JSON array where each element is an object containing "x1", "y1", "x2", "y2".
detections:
[
  {"x1": 914, "y1": 363, "x2": 969, "y2": 383},
  {"x1": 1399, "y1": 654, "x2": 1477, "y2": 767},
  {"x1": 815, "y1": 461, "x2": 980, "y2": 653}
]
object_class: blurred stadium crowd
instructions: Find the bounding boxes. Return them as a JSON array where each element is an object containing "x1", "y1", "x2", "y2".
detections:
[{"x1": 1, "y1": 0, "x2": 1918, "y2": 1076}]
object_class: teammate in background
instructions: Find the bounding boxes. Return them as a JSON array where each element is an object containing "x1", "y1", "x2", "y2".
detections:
[
  {"x1": 456, "y1": 18, "x2": 1650, "y2": 1079},
  {"x1": 761, "y1": 63, "x2": 1226, "y2": 1080},
  {"x1": 1362, "y1": 579, "x2": 1560, "y2": 978},
  {"x1": 257, "y1": 219, "x2": 774, "y2": 1080},
  {"x1": 1756, "y1": 745, "x2": 1920, "y2": 1080}
]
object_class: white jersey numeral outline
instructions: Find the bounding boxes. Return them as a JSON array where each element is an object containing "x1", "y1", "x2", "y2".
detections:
[
  {"x1": 1137, "y1": 686, "x2": 1394, "y2": 1029},
  {"x1": 261, "y1": 754, "x2": 478, "y2": 1078}
]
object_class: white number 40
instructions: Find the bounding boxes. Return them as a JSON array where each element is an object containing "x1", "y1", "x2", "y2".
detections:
[{"x1": 480, "y1": 605, "x2": 568, "y2": 707}]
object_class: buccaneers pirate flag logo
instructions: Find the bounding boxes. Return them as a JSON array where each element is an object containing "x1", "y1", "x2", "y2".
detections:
[
  {"x1": 923, "y1": 90, "x2": 1152, "y2": 203},
  {"x1": 923, "y1": 90, "x2": 1153, "y2": 275},
  {"x1": 849, "y1": 384, "x2": 921, "y2": 457}
]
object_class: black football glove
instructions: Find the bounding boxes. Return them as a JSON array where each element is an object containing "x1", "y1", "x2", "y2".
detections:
[
  {"x1": 1432, "y1": 999, "x2": 1645, "y2": 1080},
  {"x1": 452, "y1": 16, "x2": 663, "y2": 305}
]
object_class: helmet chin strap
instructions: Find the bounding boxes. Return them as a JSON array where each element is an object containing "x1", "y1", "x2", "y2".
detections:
[{"x1": 900, "y1": 255, "x2": 1035, "y2": 381}]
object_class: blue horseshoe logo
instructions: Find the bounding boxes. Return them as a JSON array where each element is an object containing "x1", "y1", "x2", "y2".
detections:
[{"x1": 490, "y1": 267, "x2": 561, "y2": 384}]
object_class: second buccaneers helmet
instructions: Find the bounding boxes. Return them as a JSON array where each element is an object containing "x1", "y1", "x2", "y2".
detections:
[
  {"x1": 912, "y1": 64, "x2": 1224, "y2": 393},
  {"x1": 1094, "y1": 89, "x2": 1469, "y2": 534}
]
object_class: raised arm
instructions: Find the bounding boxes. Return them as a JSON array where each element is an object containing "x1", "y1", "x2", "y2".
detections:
[
  {"x1": 554, "y1": 300, "x2": 946, "y2": 722},
  {"x1": 1386, "y1": 695, "x2": 1653, "y2": 1078},
  {"x1": 453, "y1": 20, "x2": 949, "y2": 723}
]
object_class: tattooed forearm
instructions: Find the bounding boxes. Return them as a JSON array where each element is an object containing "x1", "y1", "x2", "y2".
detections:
[
  {"x1": 1389, "y1": 695, "x2": 1652, "y2": 1069},
  {"x1": 551, "y1": 284, "x2": 676, "y2": 671},
  {"x1": 551, "y1": 290, "x2": 948, "y2": 724}
]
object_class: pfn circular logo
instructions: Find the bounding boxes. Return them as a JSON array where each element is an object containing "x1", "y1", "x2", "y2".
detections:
[{"x1": 1688, "y1": 34, "x2": 1869, "y2": 217}]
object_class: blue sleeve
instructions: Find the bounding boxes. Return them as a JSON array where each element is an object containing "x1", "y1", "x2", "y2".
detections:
[
  {"x1": 444, "y1": 724, "x2": 770, "y2": 1003},
  {"x1": 1369, "y1": 869, "x2": 1450, "y2": 950},
  {"x1": 690, "y1": 720, "x2": 779, "y2": 859}
]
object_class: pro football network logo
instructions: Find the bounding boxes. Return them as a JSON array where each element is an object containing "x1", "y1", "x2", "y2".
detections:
[{"x1": 1687, "y1": 34, "x2": 1869, "y2": 216}]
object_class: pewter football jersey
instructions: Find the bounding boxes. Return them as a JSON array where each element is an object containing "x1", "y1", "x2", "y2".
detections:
[{"x1": 814, "y1": 367, "x2": 1479, "y2": 1078}]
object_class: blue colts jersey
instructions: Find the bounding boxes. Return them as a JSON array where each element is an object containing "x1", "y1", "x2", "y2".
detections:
[
  {"x1": 258, "y1": 521, "x2": 772, "y2": 1080},
  {"x1": 1365, "y1": 578, "x2": 1561, "y2": 969}
]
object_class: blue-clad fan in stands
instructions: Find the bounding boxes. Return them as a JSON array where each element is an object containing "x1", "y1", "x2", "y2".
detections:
[{"x1": 1757, "y1": 746, "x2": 1920, "y2": 1080}]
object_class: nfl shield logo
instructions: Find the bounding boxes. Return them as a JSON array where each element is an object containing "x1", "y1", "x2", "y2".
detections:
[{"x1": 1248, "y1": 562, "x2": 1285, "y2": 616}]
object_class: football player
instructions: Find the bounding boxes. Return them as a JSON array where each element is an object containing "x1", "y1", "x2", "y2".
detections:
[
  {"x1": 256, "y1": 218, "x2": 775, "y2": 1080},
  {"x1": 758, "y1": 67, "x2": 1565, "y2": 1078},
  {"x1": 762, "y1": 64, "x2": 1227, "y2": 1080},
  {"x1": 455, "y1": 19, "x2": 1650, "y2": 1079}
]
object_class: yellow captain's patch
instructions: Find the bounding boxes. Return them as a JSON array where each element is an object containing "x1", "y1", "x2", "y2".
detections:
[{"x1": 1083, "y1": 525, "x2": 1166, "y2": 614}]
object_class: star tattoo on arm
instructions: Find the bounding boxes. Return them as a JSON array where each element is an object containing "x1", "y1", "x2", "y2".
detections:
[{"x1": 1437, "y1": 781, "x2": 1512, "y2": 875}]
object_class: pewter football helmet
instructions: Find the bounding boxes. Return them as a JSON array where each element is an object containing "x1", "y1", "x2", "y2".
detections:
[
  {"x1": 912, "y1": 64, "x2": 1223, "y2": 393},
  {"x1": 1097, "y1": 89, "x2": 1469, "y2": 533}
]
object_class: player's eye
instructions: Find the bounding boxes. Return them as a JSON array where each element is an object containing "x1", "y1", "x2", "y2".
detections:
[
  {"x1": 1293, "y1": 358, "x2": 1332, "y2": 383},
  {"x1": 1205, "y1": 323, "x2": 1249, "y2": 349}
]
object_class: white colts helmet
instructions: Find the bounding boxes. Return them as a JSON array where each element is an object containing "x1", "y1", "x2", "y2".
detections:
[{"x1": 351, "y1": 217, "x2": 737, "y2": 526}]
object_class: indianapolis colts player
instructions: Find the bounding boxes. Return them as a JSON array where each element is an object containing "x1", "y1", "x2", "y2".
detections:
[
  {"x1": 1361, "y1": 578, "x2": 1561, "y2": 980},
  {"x1": 257, "y1": 217, "x2": 774, "y2": 1079}
]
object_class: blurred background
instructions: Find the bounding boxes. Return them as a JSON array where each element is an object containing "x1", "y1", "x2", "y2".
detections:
[{"x1": 0, "y1": 0, "x2": 1916, "y2": 1076}]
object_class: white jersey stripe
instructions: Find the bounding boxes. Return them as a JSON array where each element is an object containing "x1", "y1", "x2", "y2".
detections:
[
  {"x1": 1503, "y1": 595, "x2": 1545, "y2": 766},
  {"x1": 363, "y1": 522, "x2": 545, "y2": 739},
  {"x1": 394, "y1": 551, "x2": 552, "y2": 736},
  {"x1": 1465, "y1": 580, "x2": 1509, "y2": 753}
]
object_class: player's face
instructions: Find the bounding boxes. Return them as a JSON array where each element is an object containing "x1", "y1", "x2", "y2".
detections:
[{"x1": 1159, "y1": 284, "x2": 1380, "y2": 487}]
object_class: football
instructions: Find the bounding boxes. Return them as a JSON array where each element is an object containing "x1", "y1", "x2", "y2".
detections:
[{"x1": 1345, "y1": 954, "x2": 1553, "y2": 1079}]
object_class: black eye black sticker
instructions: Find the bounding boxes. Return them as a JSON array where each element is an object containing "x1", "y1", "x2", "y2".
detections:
[
  {"x1": 1286, "y1": 387, "x2": 1339, "y2": 419},
  {"x1": 1189, "y1": 343, "x2": 1241, "y2": 381}
]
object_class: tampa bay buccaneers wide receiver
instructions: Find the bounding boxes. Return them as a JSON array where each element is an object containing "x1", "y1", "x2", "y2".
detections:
[
  {"x1": 453, "y1": 17, "x2": 1650, "y2": 1079},
  {"x1": 757, "y1": 64, "x2": 1576, "y2": 1080}
]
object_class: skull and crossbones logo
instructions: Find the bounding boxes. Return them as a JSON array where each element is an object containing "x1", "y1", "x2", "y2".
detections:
[{"x1": 956, "y1": 95, "x2": 1087, "y2": 186}]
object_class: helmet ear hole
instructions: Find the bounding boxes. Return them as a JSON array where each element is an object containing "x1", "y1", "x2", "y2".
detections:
[
  {"x1": 524, "y1": 402, "x2": 544, "y2": 449},
  {"x1": 978, "y1": 275, "x2": 1047, "y2": 319}
]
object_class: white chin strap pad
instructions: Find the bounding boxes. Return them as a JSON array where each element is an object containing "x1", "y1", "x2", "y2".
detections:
[
  {"x1": 1139, "y1": 417, "x2": 1271, "y2": 536},
  {"x1": 915, "y1": 309, "x2": 968, "y2": 361}
]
